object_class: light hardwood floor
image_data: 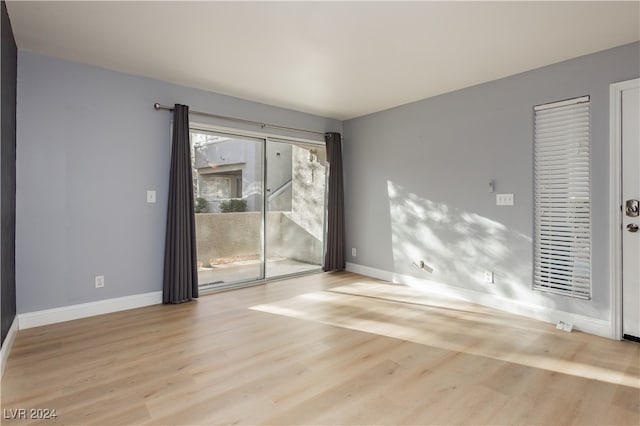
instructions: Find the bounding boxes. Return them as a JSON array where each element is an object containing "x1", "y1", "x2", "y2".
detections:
[{"x1": 2, "y1": 272, "x2": 639, "y2": 425}]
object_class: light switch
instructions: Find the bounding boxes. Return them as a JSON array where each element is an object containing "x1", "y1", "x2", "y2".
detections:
[
  {"x1": 496, "y1": 193, "x2": 514, "y2": 206},
  {"x1": 147, "y1": 190, "x2": 156, "y2": 203}
]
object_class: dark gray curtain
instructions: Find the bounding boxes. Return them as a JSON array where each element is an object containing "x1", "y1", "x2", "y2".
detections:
[
  {"x1": 323, "y1": 132, "x2": 346, "y2": 271},
  {"x1": 163, "y1": 104, "x2": 198, "y2": 303}
]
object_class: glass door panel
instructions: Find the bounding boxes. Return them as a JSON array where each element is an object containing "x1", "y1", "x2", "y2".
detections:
[
  {"x1": 190, "y1": 130, "x2": 264, "y2": 288},
  {"x1": 265, "y1": 140, "x2": 327, "y2": 278}
]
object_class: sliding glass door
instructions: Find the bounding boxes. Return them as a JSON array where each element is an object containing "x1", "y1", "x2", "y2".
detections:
[
  {"x1": 191, "y1": 130, "x2": 265, "y2": 287},
  {"x1": 265, "y1": 140, "x2": 327, "y2": 278},
  {"x1": 190, "y1": 128, "x2": 326, "y2": 289}
]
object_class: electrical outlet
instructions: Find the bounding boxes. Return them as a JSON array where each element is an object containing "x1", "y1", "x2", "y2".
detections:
[
  {"x1": 483, "y1": 271, "x2": 494, "y2": 283},
  {"x1": 556, "y1": 321, "x2": 573, "y2": 332},
  {"x1": 351, "y1": 248, "x2": 357, "y2": 257},
  {"x1": 95, "y1": 275, "x2": 104, "y2": 288},
  {"x1": 496, "y1": 193, "x2": 514, "y2": 206}
]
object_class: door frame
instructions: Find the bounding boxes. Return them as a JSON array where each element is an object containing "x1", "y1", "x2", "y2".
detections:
[
  {"x1": 609, "y1": 78, "x2": 640, "y2": 340},
  {"x1": 189, "y1": 121, "x2": 328, "y2": 292}
]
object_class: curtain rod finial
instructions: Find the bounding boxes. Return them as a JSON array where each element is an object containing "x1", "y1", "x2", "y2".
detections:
[{"x1": 154, "y1": 103, "x2": 161, "y2": 110}]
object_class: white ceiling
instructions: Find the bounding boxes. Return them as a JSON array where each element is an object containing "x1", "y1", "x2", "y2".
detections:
[{"x1": 6, "y1": 1, "x2": 640, "y2": 120}]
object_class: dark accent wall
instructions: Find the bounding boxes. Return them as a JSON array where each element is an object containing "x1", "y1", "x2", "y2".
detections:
[{"x1": 1, "y1": 0, "x2": 17, "y2": 346}]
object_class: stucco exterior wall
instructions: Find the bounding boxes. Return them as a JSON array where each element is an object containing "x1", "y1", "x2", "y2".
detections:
[{"x1": 195, "y1": 211, "x2": 322, "y2": 267}]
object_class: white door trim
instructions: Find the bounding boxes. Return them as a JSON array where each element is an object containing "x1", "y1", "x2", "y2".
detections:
[{"x1": 609, "y1": 78, "x2": 640, "y2": 340}]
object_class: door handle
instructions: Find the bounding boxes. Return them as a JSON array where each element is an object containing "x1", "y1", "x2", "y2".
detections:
[
  {"x1": 626, "y1": 199, "x2": 639, "y2": 217},
  {"x1": 627, "y1": 223, "x2": 639, "y2": 233}
]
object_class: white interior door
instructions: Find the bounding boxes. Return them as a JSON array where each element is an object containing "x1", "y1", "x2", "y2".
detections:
[{"x1": 622, "y1": 85, "x2": 640, "y2": 340}]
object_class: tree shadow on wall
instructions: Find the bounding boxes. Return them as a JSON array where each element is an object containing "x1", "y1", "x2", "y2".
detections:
[{"x1": 387, "y1": 180, "x2": 544, "y2": 305}]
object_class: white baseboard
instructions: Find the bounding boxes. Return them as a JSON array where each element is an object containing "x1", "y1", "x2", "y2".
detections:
[
  {"x1": 346, "y1": 262, "x2": 394, "y2": 282},
  {"x1": 1, "y1": 317, "x2": 19, "y2": 378},
  {"x1": 18, "y1": 291, "x2": 163, "y2": 330},
  {"x1": 346, "y1": 262, "x2": 611, "y2": 339}
]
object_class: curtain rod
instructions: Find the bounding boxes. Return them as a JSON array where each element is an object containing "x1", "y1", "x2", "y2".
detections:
[{"x1": 154, "y1": 103, "x2": 326, "y2": 137}]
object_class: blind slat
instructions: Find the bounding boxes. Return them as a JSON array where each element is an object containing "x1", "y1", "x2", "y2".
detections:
[
  {"x1": 534, "y1": 270, "x2": 590, "y2": 284},
  {"x1": 533, "y1": 273, "x2": 590, "y2": 289},
  {"x1": 535, "y1": 136, "x2": 589, "y2": 146}
]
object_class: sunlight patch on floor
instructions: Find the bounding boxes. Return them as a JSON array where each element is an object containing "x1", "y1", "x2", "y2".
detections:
[{"x1": 250, "y1": 281, "x2": 639, "y2": 389}]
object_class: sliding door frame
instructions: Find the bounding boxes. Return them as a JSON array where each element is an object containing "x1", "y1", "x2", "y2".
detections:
[
  {"x1": 191, "y1": 122, "x2": 326, "y2": 148},
  {"x1": 190, "y1": 122, "x2": 327, "y2": 293}
]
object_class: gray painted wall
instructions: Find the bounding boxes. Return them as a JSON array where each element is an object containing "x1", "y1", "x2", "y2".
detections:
[
  {"x1": 16, "y1": 51, "x2": 341, "y2": 314},
  {"x1": 343, "y1": 42, "x2": 640, "y2": 321}
]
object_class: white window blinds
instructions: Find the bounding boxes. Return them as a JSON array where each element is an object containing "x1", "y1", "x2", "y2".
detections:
[{"x1": 533, "y1": 95, "x2": 591, "y2": 299}]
